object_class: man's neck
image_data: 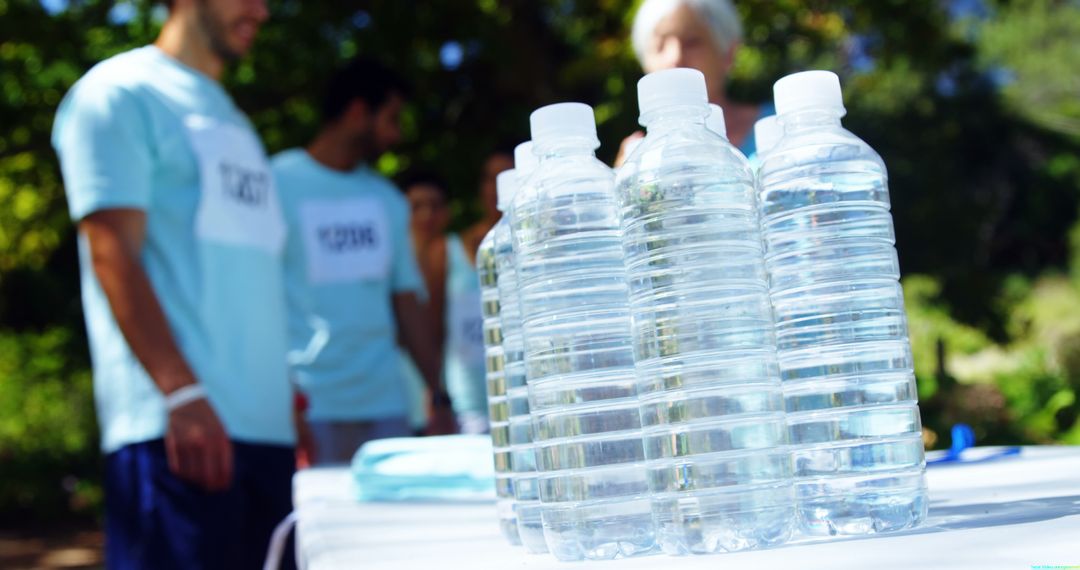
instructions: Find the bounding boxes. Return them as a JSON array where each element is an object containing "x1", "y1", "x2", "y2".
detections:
[
  {"x1": 154, "y1": 16, "x2": 225, "y2": 80},
  {"x1": 306, "y1": 128, "x2": 367, "y2": 173}
]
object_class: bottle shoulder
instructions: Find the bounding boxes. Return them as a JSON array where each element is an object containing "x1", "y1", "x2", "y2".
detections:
[
  {"x1": 760, "y1": 126, "x2": 886, "y2": 183},
  {"x1": 636, "y1": 127, "x2": 748, "y2": 163},
  {"x1": 512, "y1": 159, "x2": 616, "y2": 210},
  {"x1": 617, "y1": 128, "x2": 753, "y2": 188}
]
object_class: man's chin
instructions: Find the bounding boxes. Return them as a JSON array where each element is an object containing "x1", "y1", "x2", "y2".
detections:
[
  {"x1": 230, "y1": 37, "x2": 257, "y2": 58},
  {"x1": 214, "y1": 43, "x2": 249, "y2": 63},
  {"x1": 205, "y1": 36, "x2": 248, "y2": 63}
]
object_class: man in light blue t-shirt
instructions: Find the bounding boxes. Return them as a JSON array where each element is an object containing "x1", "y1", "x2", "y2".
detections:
[
  {"x1": 275, "y1": 59, "x2": 455, "y2": 466},
  {"x1": 51, "y1": 0, "x2": 296, "y2": 567}
]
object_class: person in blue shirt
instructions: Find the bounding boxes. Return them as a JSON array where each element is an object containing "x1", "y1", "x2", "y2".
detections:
[
  {"x1": 51, "y1": 0, "x2": 297, "y2": 568},
  {"x1": 616, "y1": 0, "x2": 775, "y2": 164},
  {"x1": 275, "y1": 59, "x2": 456, "y2": 467},
  {"x1": 401, "y1": 170, "x2": 498, "y2": 434}
]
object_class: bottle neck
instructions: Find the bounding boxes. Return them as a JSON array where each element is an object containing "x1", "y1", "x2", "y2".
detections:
[
  {"x1": 641, "y1": 104, "x2": 707, "y2": 134},
  {"x1": 533, "y1": 138, "x2": 598, "y2": 160},
  {"x1": 780, "y1": 108, "x2": 844, "y2": 134}
]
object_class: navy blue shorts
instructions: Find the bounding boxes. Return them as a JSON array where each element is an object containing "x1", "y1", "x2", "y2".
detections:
[{"x1": 104, "y1": 439, "x2": 296, "y2": 570}]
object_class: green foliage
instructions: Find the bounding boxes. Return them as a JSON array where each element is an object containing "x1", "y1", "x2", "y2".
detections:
[
  {"x1": 0, "y1": 328, "x2": 100, "y2": 521},
  {"x1": 2, "y1": 0, "x2": 1080, "y2": 520},
  {"x1": 993, "y1": 274, "x2": 1080, "y2": 442},
  {"x1": 903, "y1": 275, "x2": 991, "y2": 392},
  {"x1": 906, "y1": 269, "x2": 1080, "y2": 449},
  {"x1": 977, "y1": 0, "x2": 1080, "y2": 140}
]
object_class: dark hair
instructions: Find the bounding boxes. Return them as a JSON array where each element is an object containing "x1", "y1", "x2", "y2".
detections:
[
  {"x1": 399, "y1": 169, "x2": 449, "y2": 200},
  {"x1": 321, "y1": 58, "x2": 411, "y2": 124},
  {"x1": 490, "y1": 140, "x2": 518, "y2": 160}
]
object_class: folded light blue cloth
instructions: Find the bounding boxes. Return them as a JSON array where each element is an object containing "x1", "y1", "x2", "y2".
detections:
[{"x1": 351, "y1": 435, "x2": 496, "y2": 501}]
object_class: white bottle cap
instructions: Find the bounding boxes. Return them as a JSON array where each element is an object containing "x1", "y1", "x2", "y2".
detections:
[
  {"x1": 753, "y1": 115, "x2": 783, "y2": 155},
  {"x1": 637, "y1": 68, "x2": 708, "y2": 125},
  {"x1": 530, "y1": 103, "x2": 600, "y2": 149},
  {"x1": 495, "y1": 169, "x2": 518, "y2": 212},
  {"x1": 513, "y1": 141, "x2": 538, "y2": 179},
  {"x1": 773, "y1": 70, "x2": 846, "y2": 116},
  {"x1": 706, "y1": 104, "x2": 727, "y2": 138}
]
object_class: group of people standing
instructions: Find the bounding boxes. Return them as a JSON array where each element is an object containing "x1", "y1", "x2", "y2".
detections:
[
  {"x1": 49, "y1": 0, "x2": 764, "y2": 567},
  {"x1": 398, "y1": 150, "x2": 512, "y2": 437}
]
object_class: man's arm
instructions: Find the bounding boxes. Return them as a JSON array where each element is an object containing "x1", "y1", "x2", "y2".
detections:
[
  {"x1": 81, "y1": 209, "x2": 232, "y2": 491},
  {"x1": 421, "y1": 240, "x2": 448, "y2": 361},
  {"x1": 393, "y1": 291, "x2": 456, "y2": 434}
]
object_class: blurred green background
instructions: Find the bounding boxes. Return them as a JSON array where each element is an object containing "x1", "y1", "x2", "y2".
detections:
[{"x1": 1, "y1": 0, "x2": 1079, "y2": 524}]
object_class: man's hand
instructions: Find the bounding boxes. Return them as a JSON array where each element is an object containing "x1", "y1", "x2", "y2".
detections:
[
  {"x1": 165, "y1": 397, "x2": 234, "y2": 492},
  {"x1": 425, "y1": 396, "x2": 458, "y2": 436},
  {"x1": 294, "y1": 407, "x2": 316, "y2": 469}
]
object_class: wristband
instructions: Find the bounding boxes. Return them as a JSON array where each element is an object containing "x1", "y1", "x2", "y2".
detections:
[
  {"x1": 432, "y1": 390, "x2": 453, "y2": 409},
  {"x1": 165, "y1": 384, "x2": 207, "y2": 412}
]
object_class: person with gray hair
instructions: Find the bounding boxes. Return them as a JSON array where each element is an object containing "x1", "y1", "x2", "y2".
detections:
[{"x1": 617, "y1": 0, "x2": 774, "y2": 163}]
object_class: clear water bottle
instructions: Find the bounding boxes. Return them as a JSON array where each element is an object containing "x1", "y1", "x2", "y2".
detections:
[
  {"x1": 706, "y1": 103, "x2": 726, "y2": 137},
  {"x1": 759, "y1": 70, "x2": 928, "y2": 536},
  {"x1": 753, "y1": 115, "x2": 783, "y2": 162},
  {"x1": 624, "y1": 104, "x2": 724, "y2": 165},
  {"x1": 616, "y1": 68, "x2": 794, "y2": 555},
  {"x1": 513, "y1": 103, "x2": 656, "y2": 561},
  {"x1": 499, "y1": 142, "x2": 548, "y2": 554},
  {"x1": 480, "y1": 169, "x2": 521, "y2": 546}
]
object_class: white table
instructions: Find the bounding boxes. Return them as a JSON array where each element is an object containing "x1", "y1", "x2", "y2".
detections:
[{"x1": 293, "y1": 447, "x2": 1080, "y2": 569}]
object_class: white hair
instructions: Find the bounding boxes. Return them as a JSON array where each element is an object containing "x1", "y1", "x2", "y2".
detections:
[{"x1": 631, "y1": 0, "x2": 744, "y2": 62}]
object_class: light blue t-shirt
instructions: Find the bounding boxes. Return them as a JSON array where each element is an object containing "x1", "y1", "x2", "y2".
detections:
[
  {"x1": 444, "y1": 234, "x2": 487, "y2": 418},
  {"x1": 51, "y1": 46, "x2": 295, "y2": 453},
  {"x1": 274, "y1": 149, "x2": 425, "y2": 422}
]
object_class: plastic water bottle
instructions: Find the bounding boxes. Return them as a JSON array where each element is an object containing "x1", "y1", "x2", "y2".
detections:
[
  {"x1": 480, "y1": 169, "x2": 521, "y2": 546},
  {"x1": 616, "y1": 68, "x2": 794, "y2": 555},
  {"x1": 706, "y1": 103, "x2": 726, "y2": 137},
  {"x1": 625, "y1": 105, "x2": 723, "y2": 165},
  {"x1": 753, "y1": 115, "x2": 783, "y2": 161},
  {"x1": 513, "y1": 103, "x2": 656, "y2": 561},
  {"x1": 759, "y1": 70, "x2": 927, "y2": 536},
  {"x1": 499, "y1": 142, "x2": 548, "y2": 554}
]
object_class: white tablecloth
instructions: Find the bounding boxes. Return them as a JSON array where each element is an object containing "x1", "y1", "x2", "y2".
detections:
[{"x1": 293, "y1": 446, "x2": 1080, "y2": 569}]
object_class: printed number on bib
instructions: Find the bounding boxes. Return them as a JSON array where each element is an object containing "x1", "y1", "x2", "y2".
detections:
[
  {"x1": 449, "y1": 290, "x2": 486, "y2": 364},
  {"x1": 185, "y1": 114, "x2": 285, "y2": 254},
  {"x1": 300, "y1": 198, "x2": 391, "y2": 284}
]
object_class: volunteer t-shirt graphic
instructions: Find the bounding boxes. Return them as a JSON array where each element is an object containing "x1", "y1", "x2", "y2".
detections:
[{"x1": 301, "y1": 198, "x2": 391, "y2": 284}]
